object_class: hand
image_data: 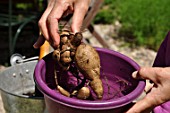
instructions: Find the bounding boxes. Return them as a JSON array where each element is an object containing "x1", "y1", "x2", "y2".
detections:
[
  {"x1": 126, "y1": 67, "x2": 170, "y2": 113},
  {"x1": 34, "y1": 0, "x2": 91, "y2": 49}
]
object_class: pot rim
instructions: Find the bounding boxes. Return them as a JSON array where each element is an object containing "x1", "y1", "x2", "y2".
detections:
[{"x1": 34, "y1": 47, "x2": 145, "y2": 110}]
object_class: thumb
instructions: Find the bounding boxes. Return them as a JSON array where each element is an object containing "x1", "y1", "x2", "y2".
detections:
[
  {"x1": 132, "y1": 67, "x2": 160, "y2": 84},
  {"x1": 126, "y1": 96, "x2": 155, "y2": 113}
]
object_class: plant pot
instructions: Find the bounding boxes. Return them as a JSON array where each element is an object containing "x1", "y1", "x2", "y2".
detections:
[
  {"x1": 0, "y1": 60, "x2": 47, "y2": 113},
  {"x1": 34, "y1": 47, "x2": 145, "y2": 113}
]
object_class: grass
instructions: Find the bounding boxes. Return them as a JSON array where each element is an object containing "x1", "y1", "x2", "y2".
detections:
[{"x1": 93, "y1": 0, "x2": 170, "y2": 50}]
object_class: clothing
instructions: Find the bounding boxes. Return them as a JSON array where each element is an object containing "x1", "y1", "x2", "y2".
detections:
[{"x1": 153, "y1": 31, "x2": 170, "y2": 113}]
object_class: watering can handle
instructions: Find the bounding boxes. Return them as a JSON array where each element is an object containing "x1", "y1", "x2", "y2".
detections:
[{"x1": 39, "y1": 40, "x2": 51, "y2": 60}]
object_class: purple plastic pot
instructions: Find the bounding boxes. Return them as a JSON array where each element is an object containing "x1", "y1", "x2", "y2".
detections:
[{"x1": 34, "y1": 47, "x2": 145, "y2": 113}]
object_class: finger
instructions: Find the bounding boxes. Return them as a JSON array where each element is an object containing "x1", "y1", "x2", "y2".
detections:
[
  {"x1": 47, "y1": 2, "x2": 71, "y2": 47},
  {"x1": 62, "y1": 6, "x2": 74, "y2": 18},
  {"x1": 126, "y1": 96, "x2": 155, "y2": 113},
  {"x1": 33, "y1": 34, "x2": 45, "y2": 49},
  {"x1": 47, "y1": 17, "x2": 60, "y2": 48},
  {"x1": 132, "y1": 67, "x2": 162, "y2": 84},
  {"x1": 71, "y1": 1, "x2": 90, "y2": 33},
  {"x1": 38, "y1": 13, "x2": 50, "y2": 41},
  {"x1": 38, "y1": 0, "x2": 55, "y2": 41}
]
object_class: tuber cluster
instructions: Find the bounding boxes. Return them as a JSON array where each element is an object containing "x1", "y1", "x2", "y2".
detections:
[
  {"x1": 53, "y1": 30, "x2": 82, "y2": 70},
  {"x1": 52, "y1": 30, "x2": 103, "y2": 99}
]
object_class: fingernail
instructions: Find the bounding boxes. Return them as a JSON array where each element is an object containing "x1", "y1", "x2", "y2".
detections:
[
  {"x1": 71, "y1": 26, "x2": 80, "y2": 33},
  {"x1": 132, "y1": 71, "x2": 138, "y2": 78},
  {"x1": 33, "y1": 42, "x2": 38, "y2": 49}
]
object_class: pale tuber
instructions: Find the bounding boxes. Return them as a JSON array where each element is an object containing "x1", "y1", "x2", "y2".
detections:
[{"x1": 77, "y1": 87, "x2": 90, "y2": 99}]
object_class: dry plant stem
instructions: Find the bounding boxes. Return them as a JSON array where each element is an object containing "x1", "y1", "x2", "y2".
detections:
[
  {"x1": 110, "y1": 77, "x2": 129, "y2": 98},
  {"x1": 104, "y1": 76, "x2": 112, "y2": 99},
  {"x1": 54, "y1": 64, "x2": 58, "y2": 85},
  {"x1": 102, "y1": 71, "x2": 130, "y2": 99},
  {"x1": 115, "y1": 77, "x2": 129, "y2": 91}
]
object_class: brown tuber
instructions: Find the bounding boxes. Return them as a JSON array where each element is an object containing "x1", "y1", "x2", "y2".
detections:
[
  {"x1": 53, "y1": 30, "x2": 103, "y2": 99},
  {"x1": 57, "y1": 85, "x2": 70, "y2": 97},
  {"x1": 90, "y1": 79, "x2": 103, "y2": 99},
  {"x1": 77, "y1": 87, "x2": 90, "y2": 100},
  {"x1": 75, "y1": 44, "x2": 103, "y2": 99}
]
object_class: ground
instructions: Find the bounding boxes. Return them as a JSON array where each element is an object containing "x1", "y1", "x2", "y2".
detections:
[{"x1": 83, "y1": 25, "x2": 157, "y2": 67}]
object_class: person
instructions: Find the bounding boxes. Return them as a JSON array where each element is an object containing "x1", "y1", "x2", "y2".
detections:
[
  {"x1": 126, "y1": 32, "x2": 170, "y2": 113},
  {"x1": 33, "y1": 0, "x2": 91, "y2": 49},
  {"x1": 34, "y1": 0, "x2": 170, "y2": 113}
]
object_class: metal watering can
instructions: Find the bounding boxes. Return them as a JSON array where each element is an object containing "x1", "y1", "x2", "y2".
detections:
[{"x1": 0, "y1": 41, "x2": 51, "y2": 113}]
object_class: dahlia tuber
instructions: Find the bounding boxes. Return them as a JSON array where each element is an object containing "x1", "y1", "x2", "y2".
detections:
[
  {"x1": 75, "y1": 44, "x2": 103, "y2": 99},
  {"x1": 77, "y1": 87, "x2": 90, "y2": 99},
  {"x1": 53, "y1": 30, "x2": 103, "y2": 99}
]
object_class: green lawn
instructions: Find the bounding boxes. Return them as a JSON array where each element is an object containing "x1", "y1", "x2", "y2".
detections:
[{"x1": 94, "y1": 0, "x2": 170, "y2": 50}]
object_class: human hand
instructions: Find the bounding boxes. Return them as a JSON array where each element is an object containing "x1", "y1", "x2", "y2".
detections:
[
  {"x1": 126, "y1": 67, "x2": 170, "y2": 113},
  {"x1": 34, "y1": 0, "x2": 91, "y2": 49}
]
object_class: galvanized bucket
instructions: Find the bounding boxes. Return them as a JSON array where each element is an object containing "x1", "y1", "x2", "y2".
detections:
[{"x1": 0, "y1": 55, "x2": 47, "y2": 113}]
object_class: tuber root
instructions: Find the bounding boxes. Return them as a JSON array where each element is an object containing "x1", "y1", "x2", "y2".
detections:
[
  {"x1": 77, "y1": 87, "x2": 90, "y2": 99},
  {"x1": 57, "y1": 85, "x2": 70, "y2": 97},
  {"x1": 53, "y1": 30, "x2": 103, "y2": 99},
  {"x1": 75, "y1": 44, "x2": 103, "y2": 99},
  {"x1": 90, "y1": 79, "x2": 103, "y2": 99}
]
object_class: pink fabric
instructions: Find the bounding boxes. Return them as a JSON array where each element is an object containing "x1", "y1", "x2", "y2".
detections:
[{"x1": 153, "y1": 31, "x2": 170, "y2": 113}]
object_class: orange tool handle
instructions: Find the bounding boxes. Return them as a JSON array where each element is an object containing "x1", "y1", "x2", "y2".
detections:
[
  {"x1": 39, "y1": 41, "x2": 51, "y2": 60},
  {"x1": 35, "y1": 40, "x2": 51, "y2": 96}
]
